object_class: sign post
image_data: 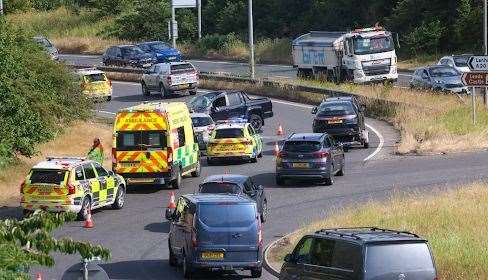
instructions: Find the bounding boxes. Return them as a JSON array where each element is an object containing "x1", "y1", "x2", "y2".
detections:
[
  {"x1": 463, "y1": 57, "x2": 488, "y2": 124},
  {"x1": 171, "y1": 0, "x2": 199, "y2": 46}
]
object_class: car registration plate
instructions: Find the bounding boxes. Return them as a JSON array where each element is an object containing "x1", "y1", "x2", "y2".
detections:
[
  {"x1": 328, "y1": 119, "x2": 343, "y2": 124},
  {"x1": 120, "y1": 162, "x2": 139, "y2": 168},
  {"x1": 37, "y1": 185, "x2": 54, "y2": 193},
  {"x1": 201, "y1": 252, "x2": 224, "y2": 260},
  {"x1": 292, "y1": 163, "x2": 309, "y2": 168},
  {"x1": 128, "y1": 178, "x2": 155, "y2": 183}
]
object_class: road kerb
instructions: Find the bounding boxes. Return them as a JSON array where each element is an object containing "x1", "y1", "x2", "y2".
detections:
[{"x1": 263, "y1": 230, "x2": 300, "y2": 278}]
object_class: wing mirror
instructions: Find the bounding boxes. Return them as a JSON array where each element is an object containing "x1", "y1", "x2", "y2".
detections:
[
  {"x1": 311, "y1": 107, "x2": 318, "y2": 114},
  {"x1": 257, "y1": 185, "x2": 264, "y2": 190},
  {"x1": 108, "y1": 170, "x2": 115, "y2": 177},
  {"x1": 165, "y1": 208, "x2": 175, "y2": 221}
]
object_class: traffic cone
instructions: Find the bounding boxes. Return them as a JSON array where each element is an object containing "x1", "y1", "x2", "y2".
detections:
[
  {"x1": 167, "y1": 191, "x2": 176, "y2": 209},
  {"x1": 274, "y1": 142, "x2": 280, "y2": 157},
  {"x1": 84, "y1": 209, "x2": 94, "y2": 229},
  {"x1": 36, "y1": 273, "x2": 42, "y2": 280},
  {"x1": 277, "y1": 124, "x2": 284, "y2": 136}
]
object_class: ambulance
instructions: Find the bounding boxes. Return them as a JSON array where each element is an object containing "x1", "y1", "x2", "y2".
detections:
[{"x1": 112, "y1": 102, "x2": 201, "y2": 188}]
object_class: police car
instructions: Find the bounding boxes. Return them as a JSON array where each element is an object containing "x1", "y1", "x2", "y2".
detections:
[
  {"x1": 20, "y1": 157, "x2": 126, "y2": 220},
  {"x1": 206, "y1": 120, "x2": 263, "y2": 164}
]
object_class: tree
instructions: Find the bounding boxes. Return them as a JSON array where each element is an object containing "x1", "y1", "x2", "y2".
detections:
[
  {"x1": 403, "y1": 19, "x2": 446, "y2": 55},
  {"x1": 0, "y1": 211, "x2": 110, "y2": 279}
]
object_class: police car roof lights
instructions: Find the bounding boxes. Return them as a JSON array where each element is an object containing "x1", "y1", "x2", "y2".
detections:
[{"x1": 216, "y1": 118, "x2": 248, "y2": 125}]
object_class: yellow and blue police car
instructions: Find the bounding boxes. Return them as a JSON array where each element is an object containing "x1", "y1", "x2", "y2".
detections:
[
  {"x1": 20, "y1": 157, "x2": 126, "y2": 220},
  {"x1": 206, "y1": 120, "x2": 263, "y2": 164}
]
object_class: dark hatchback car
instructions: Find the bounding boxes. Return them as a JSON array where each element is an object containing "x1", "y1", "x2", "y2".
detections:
[
  {"x1": 312, "y1": 97, "x2": 369, "y2": 149},
  {"x1": 166, "y1": 194, "x2": 263, "y2": 278},
  {"x1": 199, "y1": 174, "x2": 268, "y2": 222},
  {"x1": 102, "y1": 45, "x2": 156, "y2": 68},
  {"x1": 280, "y1": 227, "x2": 438, "y2": 280},
  {"x1": 137, "y1": 41, "x2": 182, "y2": 63},
  {"x1": 276, "y1": 133, "x2": 345, "y2": 186}
]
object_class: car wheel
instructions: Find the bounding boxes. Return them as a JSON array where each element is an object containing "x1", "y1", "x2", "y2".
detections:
[
  {"x1": 250, "y1": 153, "x2": 258, "y2": 163},
  {"x1": 77, "y1": 196, "x2": 91, "y2": 221},
  {"x1": 276, "y1": 175, "x2": 285, "y2": 186},
  {"x1": 249, "y1": 114, "x2": 263, "y2": 131},
  {"x1": 111, "y1": 186, "x2": 125, "y2": 209},
  {"x1": 171, "y1": 168, "x2": 182, "y2": 189},
  {"x1": 142, "y1": 82, "x2": 150, "y2": 96},
  {"x1": 168, "y1": 240, "x2": 177, "y2": 267},
  {"x1": 160, "y1": 84, "x2": 168, "y2": 98},
  {"x1": 189, "y1": 89, "x2": 197, "y2": 95},
  {"x1": 183, "y1": 252, "x2": 194, "y2": 279},
  {"x1": 251, "y1": 267, "x2": 262, "y2": 278},
  {"x1": 260, "y1": 200, "x2": 268, "y2": 223},
  {"x1": 324, "y1": 166, "x2": 334, "y2": 186},
  {"x1": 191, "y1": 160, "x2": 201, "y2": 177}
]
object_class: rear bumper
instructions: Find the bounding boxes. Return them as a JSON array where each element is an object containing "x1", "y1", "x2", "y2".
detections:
[
  {"x1": 276, "y1": 167, "x2": 330, "y2": 179},
  {"x1": 118, "y1": 171, "x2": 174, "y2": 185},
  {"x1": 208, "y1": 154, "x2": 253, "y2": 161},
  {"x1": 20, "y1": 199, "x2": 81, "y2": 213},
  {"x1": 192, "y1": 260, "x2": 262, "y2": 270},
  {"x1": 168, "y1": 83, "x2": 198, "y2": 93}
]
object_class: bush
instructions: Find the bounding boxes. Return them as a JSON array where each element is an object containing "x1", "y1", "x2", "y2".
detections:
[
  {"x1": 0, "y1": 19, "x2": 92, "y2": 167},
  {"x1": 404, "y1": 19, "x2": 446, "y2": 55}
]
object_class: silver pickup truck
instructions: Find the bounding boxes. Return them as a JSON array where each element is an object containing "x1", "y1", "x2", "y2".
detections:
[{"x1": 141, "y1": 62, "x2": 199, "y2": 97}]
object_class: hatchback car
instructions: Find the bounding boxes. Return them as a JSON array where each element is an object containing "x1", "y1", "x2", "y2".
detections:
[
  {"x1": 76, "y1": 68, "x2": 112, "y2": 101},
  {"x1": 191, "y1": 113, "x2": 215, "y2": 151},
  {"x1": 410, "y1": 65, "x2": 468, "y2": 94},
  {"x1": 438, "y1": 54, "x2": 473, "y2": 73},
  {"x1": 280, "y1": 227, "x2": 438, "y2": 280},
  {"x1": 199, "y1": 174, "x2": 268, "y2": 222},
  {"x1": 137, "y1": 41, "x2": 182, "y2": 63},
  {"x1": 276, "y1": 133, "x2": 345, "y2": 186},
  {"x1": 166, "y1": 194, "x2": 263, "y2": 278},
  {"x1": 102, "y1": 45, "x2": 156, "y2": 68}
]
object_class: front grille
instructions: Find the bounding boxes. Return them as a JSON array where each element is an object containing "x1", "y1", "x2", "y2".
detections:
[{"x1": 363, "y1": 66, "x2": 390, "y2": 76}]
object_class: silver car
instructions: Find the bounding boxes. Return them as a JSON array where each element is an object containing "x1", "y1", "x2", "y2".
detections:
[
  {"x1": 410, "y1": 65, "x2": 468, "y2": 94},
  {"x1": 141, "y1": 62, "x2": 198, "y2": 98},
  {"x1": 33, "y1": 36, "x2": 59, "y2": 60},
  {"x1": 191, "y1": 113, "x2": 215, "y2": 151}
]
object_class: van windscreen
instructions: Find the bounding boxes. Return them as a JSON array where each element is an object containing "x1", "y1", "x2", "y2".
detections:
[
  {"x1": 30, "y1": 170, "x2": 67, "y2": 185},
  {"x1": 116, "y1": 131, "x2": 167, "y2": 151},
  {"x1": 365, "y1": 242, "x2": 435, "y2": 279},
  {"x1": 198, "y1": 204, "x2": 255, "y2": 227}
]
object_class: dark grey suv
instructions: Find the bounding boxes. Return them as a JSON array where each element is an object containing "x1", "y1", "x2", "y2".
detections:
[
  {"x1": 276, "y1": 133, "x2": 345, "y2": 186},
  {"x1": 280, "y1": 227, "x2": 438, "y2": 280}
]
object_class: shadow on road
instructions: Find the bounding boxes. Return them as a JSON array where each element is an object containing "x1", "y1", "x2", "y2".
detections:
[
  {"x1": 0, "y1": 206, "x2": 22, "y2": 220},
  {"x1": 144, "y1": 221, "x2": 170, "y2": 233},
  {"x1": 252, "y1": 173, "x2": 324, "y2": 189}
]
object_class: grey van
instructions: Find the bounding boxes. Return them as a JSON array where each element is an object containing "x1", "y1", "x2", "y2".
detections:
[
  {"x1": 280, "y1": 227, "x2": 438, "y2": 280},
  {"x1": 166, "y1": 194, "x2": 263, "y2": 279}
]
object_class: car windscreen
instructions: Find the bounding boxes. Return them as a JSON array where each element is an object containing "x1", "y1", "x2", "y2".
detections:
[
  {"x1": 365, "y1": 242, "x2": 435, "y2": 279},
  {"x1": 198, "y1": 203, "x2": 255, "y2": 227},
  {"x1": 121, "y1": 46, "x2": 145, "y2": 56},
  {"x1": 34, "y1": 38, "x2": 52, "y2": 48},
  {"x1": 150, "y1": 42, "x2": 170, "y2": 51},
  {"x1": 453, "y1": 56, "x2": 470, "y2": 67},
  {"x1": 84, "y1": 73, "x2": 107, "y2": 83},
  {"x1": 171, "y1": 64, "x2": 194, "y2": 74},
  {"x1": 116, "y1": 131, "x2": 167, "y2": 151},
  {"x1": 214, "y1": 128, "x2": 244, "y2": 139},
  {"x1": 354, "y1": 35, "x2": 394, "y2": 55},
  {"x1": 318, "y1": 102, "x2": 355, "y2": 116},
  {"x1": 189, "y1": 93, "x2": 219, "y2": 109},
  {"x1": 428, "y1": 67, "x2": 459, "y2": 77},
  {"x1": 192, "y1": 117, "x2": 213, "y2": 127},
  {"x1": 199, "y1": 182, "x2": 240, "y2": 194},
  {"x1": 284, "y1": 141, "x2": 322, "y2": 153},
  {"x1": 30, "y1": 170, "x2": 67, "y2": 185}
]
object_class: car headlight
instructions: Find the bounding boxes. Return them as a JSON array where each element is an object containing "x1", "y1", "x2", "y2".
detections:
[
  {"x1": 435, "y1": 80, "x2": 443, "y2": 84},
  {"x1": 345, "y1": 118, "x2": 358, "y2": 124}
]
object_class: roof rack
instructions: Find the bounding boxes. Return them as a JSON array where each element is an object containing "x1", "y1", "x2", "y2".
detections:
[
  {"x1": 315, "y1": 227, "x2": 419, "y2": 239},
  {"x1": 46, "y1": 156, "x2": 86, "y2": 161}
]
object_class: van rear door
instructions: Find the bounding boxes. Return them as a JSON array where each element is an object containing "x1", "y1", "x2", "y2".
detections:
[{"x1": 196, "y1": 203, "x2": 259, "y2": 263}]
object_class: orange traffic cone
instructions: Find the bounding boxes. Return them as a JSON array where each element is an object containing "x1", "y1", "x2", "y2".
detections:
[
  {"x1": 84, "y1": 209, "x2": 94, "y2": 229},
  {"x1": 167, "y1": 191, "x2": 176, "y2": 209},
  {"x1": 277, "y1": 124, "x2": 284, "y2": 136},
  {"x1": 36, "y1": 273, "x2": 42, "y2": 280},
  {"x1": 274, "y1": 142, "x2": 280, "y2": 156}
]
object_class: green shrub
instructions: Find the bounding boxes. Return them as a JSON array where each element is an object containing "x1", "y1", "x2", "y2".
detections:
[
  {"x1": 0, "y1": 19, "x2": 92, "y2": 167},
  {"x1": 403, "y1": 19, "x2": 446, "y2": 55}
]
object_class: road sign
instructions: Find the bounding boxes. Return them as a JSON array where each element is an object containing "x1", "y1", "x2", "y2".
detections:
[
  {"x1": 172, "y1": 0, "x2": 196, "y2": 8},
  {"x1": 462, "y1": 72, "x2": 488, "y2": 86},
  {"x1": 468, "y1": 56, "x2": 488, "y2": 71}
]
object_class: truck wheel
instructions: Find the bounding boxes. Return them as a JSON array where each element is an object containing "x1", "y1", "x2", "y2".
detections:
[
  {"x1": 249, "y1": 114, "x2": 263, "y2": 131},
  {"x1": 142, "y1": 82, "x2": 150, "y2": 96},
  {"x1": 171, "y1": 168, "x2": 182, "y2": 189}
]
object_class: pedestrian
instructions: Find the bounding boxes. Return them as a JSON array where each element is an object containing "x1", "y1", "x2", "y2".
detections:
[{"x1": 87, "y1": 138, "x2": 104, "y2": 164}]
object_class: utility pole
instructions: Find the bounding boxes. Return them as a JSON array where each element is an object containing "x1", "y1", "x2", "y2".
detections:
[
  {"x1": 248, "y1": 0, "x2": 255, "y2": 79},
  {"x1": 197, "y1": 0, "x2": 202, "y2": 39},
  {"x1": 0, "y1": 0, "x2": 4, "y2": 15},
  {"x1": 484, "y1": 0, "x2": 488, "y2": 107},
  {"x1": 171, "y1": 3, "x2": 177, "y2": 48}
]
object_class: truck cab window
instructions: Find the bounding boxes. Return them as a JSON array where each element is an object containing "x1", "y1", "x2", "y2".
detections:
[{"x1": 227, "y1": 93, "x2": 242, "y2": 106}]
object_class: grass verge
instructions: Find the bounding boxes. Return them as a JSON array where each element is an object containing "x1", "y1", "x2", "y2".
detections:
[
  {"x1": 0, "y1": 120, "x2": 113, "y2": 206},
  {"x1": 268, "y1": 183, "x2": 488, "y2": 279}
]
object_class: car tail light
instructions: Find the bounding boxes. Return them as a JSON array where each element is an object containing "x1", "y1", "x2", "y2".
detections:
[
  {"x1": 20, "y1": 180, "x2": 26, "y2": 194},
  {"x1": 67, "y1": 182, "x2": 76, "y2": 195},
  {"x1": 257, "y1": 219, "x2": 263, "y2": 247},
  {"x1": 167, "y1": 147, "x2": 173, "y2": 163},
  {"x1": 277, "y1": 151, "x2": 288, "y2": 158},
  {"x1": 312, "y1": 151, "x2": 329, "y2": 158}
]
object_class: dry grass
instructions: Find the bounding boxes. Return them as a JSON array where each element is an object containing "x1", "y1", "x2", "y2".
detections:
[
  {"x1": 0, "y1": 121, "x2": 113, "y2": 206},
  {"x1": 268, "y1": 183, "x2": 488, "y2": 279},
  {"x1": 52, "y1": 36, "x2": 128, "y2": 55}
]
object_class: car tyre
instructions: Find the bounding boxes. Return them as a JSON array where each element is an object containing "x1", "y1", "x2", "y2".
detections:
[
  {"x1": 324, "y1": 166, "x2": 334, "y2": 186},
  {"x1": 251, "y1": 267, "x2": 262, "y2": 278},
  {"x1": 142, "y1": 82, "x2": 150, "y2": 96},
  {"x1": 189, "y1": 89, "x2": 197, "y2": 95},
  {"x1": 77, "y1": 196, "x2": 91, "y2": 221},
  {"x1": 171, "y1": 168, "x2": 182, "y2": 189},
  {"x1": 168, "y1": 240, "x2": 177, "y2": 267},
  {"x1": 183, "y1": 252, "x2": 194, "y2": 279},
  {"x1": 276, "y1": 175, "x2": 285, "y2": 186},
  {"x1": 111, "y1": 185, "x2": 125, "y2": 209},
  {"x1": 260, "y1": 200, "x2": 268, "y2": 223},
  {"x1": 191, "y1": 160, "x2": 201, "y2": 177},
  {"x1": 249, "y1": 114, "x2": 263, "y2": 131},
  {"x1": 160, "y1": 83, "x2": 168, "y2": 99}
]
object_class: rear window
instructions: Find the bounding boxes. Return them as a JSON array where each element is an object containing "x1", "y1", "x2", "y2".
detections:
[
  {"x1": 199, "y1": 182, "x2": 240, "y2": 194},
  {"x1": 116, "y1": 131, "x2": 167, "y2": 151},
  {"x1": 365, "y1": 242, "x2": 435, "y2": 279},
  {"x1": 29, "y1": 170, "x2": 67, "y2": 185},
  {"x1": 214, "y1": 128, "x2": 244, "y2": 139},
  {"x1": 284, "y1": 141, "x2": 322, "y2": 153},
  {"x1": 192, "y1": 117, "x2": 213, "y2": 127},
  {"x1": 84, "y1": 73, "x2": 107, "y2": 83},
  {"x1": 198, "y1": 204, "x2": 256, "y2": 227},
  {"x1": 171, "y1": 63, "x2": 194, "y2": 74},
  {"x1": 318, "y1": 102, "x2": 355, "y2": 116}
]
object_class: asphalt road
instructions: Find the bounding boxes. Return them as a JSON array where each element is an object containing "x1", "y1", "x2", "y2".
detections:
[
  {"x1": 10, "y1": 81, "x2": 483, "y2": 280},
  {"x1": 58, "y1": 54, "x2": 413, "y2": 87}
]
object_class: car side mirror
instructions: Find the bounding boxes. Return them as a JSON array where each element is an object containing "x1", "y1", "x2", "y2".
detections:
[
  {"x1": 165, "y1": 208, "x2": 175, "y2": 221},
  {"x1": 108, "y1": 170, "x2": 115, "y2": 177},
  {"x1": 257, "y1": 185, "x2": 264, "y2": 191},
  {"x1": 311, "y1": 107, "x2": 318, "y2": 114},
  {"x1": 284, "y1": 254, "x2": 294, "y2": 263}
]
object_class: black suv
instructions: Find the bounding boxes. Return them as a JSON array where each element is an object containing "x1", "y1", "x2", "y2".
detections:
[
  {"x1": 312, "y1": 96, "x2": 369, "y2": 149},
  {"x1": 280, "y1": 227, "x2": 438, "y2": 280},
  {"x1": 102, "y1": 45, "x2": 156, "y2": 68}
]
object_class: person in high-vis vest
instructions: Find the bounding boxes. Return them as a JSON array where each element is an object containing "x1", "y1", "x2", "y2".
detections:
[{"x1": 87, "y1": 138, "x2": 104, "y2": 164}]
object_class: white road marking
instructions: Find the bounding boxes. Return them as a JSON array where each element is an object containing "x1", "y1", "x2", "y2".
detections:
[
  {"x1": 189, "y1": 59, "x2": 293, "y2": 69},
  {"x1": 96, "y1": 110, "x2": 116, "y2": 115}
]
